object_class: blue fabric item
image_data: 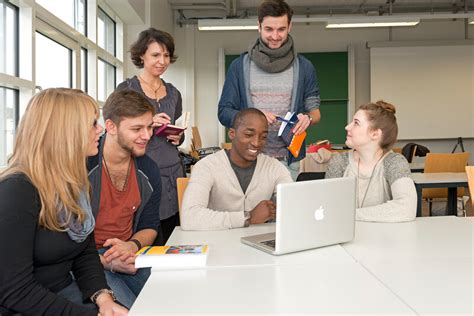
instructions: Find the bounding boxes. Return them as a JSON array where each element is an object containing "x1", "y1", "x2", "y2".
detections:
[
  {"x1": 217, "y1": 52, "x2": 321, "y2": 165},
  {"x1": 56, "y1": 281, "x2": 96, "y2": 310},
  {"x1": 58, "y1": 190, "x2": 95, "y2": 243},
  {"x1": 97, "y1": 248, "x2": 150, "y2": 309},
  {"x1": 87, "y1": 134, "x2": 162, "y2": 234}
]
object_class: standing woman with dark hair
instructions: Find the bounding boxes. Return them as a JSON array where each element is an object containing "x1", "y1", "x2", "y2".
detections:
[
  {"x1": 116, "y1": 28, "x2": 184, "y2": 244},
  {"x1": 325, "y1": 101, "x2": 417, "y2": 222},
  {"x1": 0, "y1": 88, "x2": 128, "y2": 315}
]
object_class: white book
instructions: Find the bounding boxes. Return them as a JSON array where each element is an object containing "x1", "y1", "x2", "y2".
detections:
[{"x1": 135, "y1": 245, "x2": 208, "y2": 270}]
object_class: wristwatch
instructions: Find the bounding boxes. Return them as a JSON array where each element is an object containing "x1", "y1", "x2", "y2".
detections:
[
  {"x1": 244, "y1": 211, "x2": 251, "y2": 227},
  {"x1": 305, "y1": 113, "x2": 313, "y2": 123},
  {"x1": 91, "y1": 289, "x2": 116, "y2": 304}
]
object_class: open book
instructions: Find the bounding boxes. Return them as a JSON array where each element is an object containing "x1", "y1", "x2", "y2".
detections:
[
  {"x1": 135, "y1": 245, "x2": 208, "y2": 270},
  {"x1": 277, "y1": 112, "x2": 307, "y2": 158},
  {"x1": 155, "y1": 111, "x2": 190, "y2": 137}
]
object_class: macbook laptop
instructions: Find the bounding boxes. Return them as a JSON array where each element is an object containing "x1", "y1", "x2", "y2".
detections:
[{"x1": 241, "y1": 177, "x2": 356, "y2": 255}]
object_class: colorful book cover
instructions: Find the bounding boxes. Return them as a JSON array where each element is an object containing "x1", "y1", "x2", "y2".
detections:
[
  {"x1": 154, "y1": 111, "x2": 190, "y2": 137},
  {"x1": 136, "y1": 245, "x2": 208, "y2": 255},
  {"x1": 277, "y1": 112, "x2": 306, "y2": 158}
]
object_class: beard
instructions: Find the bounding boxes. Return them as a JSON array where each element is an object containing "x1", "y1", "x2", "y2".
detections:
[{"x1": 117, "y1": 131, "x2": 146, "y2": 157}]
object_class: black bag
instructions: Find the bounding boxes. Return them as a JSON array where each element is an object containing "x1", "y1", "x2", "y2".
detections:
[{"x1": 402, "y1": 143, "x2": 430, "y2": 163}]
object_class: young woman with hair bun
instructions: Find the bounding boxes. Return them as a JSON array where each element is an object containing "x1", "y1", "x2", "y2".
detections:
[{"x1": 325, "y1": 101, "x2": 417, "y2": 222}]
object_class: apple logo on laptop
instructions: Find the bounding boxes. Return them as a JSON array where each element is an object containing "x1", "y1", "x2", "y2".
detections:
[{"x1": 314, "y1": 206, "x2": 325, "y2": 221}]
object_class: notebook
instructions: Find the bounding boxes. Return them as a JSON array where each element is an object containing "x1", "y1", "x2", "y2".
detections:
[{"x1": 241, "y1": 177, "x2": 356, "y2": 255}]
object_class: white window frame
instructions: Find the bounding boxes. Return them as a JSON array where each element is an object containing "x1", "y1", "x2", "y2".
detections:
[{"x1": 0, "y1": 0, "x2": 125, "y2": 166}]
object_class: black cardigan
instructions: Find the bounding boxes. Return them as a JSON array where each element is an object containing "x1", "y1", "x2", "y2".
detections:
[{"x1": 0, "y1": 174, "x2": 108, "y2": 315}]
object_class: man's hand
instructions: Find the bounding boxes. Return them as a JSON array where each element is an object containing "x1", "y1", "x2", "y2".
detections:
[
  {"x1": 261, "y1": 111, "x2": 277, "y2": 125},
  {"x1": 249, "y1": 200, "x2": 276, "y2": 224},
  {"x1": 292, "y1": 113, "x2": 312, "y2": 135},
  {"x1": 103, "y1": 238, "x2": 137, "y2": 263}
]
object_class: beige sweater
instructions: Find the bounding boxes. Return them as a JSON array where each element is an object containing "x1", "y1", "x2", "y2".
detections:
[{"x1": 181, "y1": 150, "x2": 292, "y2": 230}]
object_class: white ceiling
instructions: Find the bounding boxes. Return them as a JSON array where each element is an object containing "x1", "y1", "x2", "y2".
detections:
[{"x1": 168, "y1": 0, "x2": 473, "y2": 22}]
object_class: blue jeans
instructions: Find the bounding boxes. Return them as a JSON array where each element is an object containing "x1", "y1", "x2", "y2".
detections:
[
  {"x1": 98, "y1": 248, "x2": 150, "y2": 309},
  {"x1": 57, "y1": 280, "x2": 97, "y2": 310}
]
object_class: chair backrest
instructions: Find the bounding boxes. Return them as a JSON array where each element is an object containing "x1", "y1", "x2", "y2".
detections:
[
  {"x1": 177, "y1": 177, "x2": 189, "y2": 217},
  {"x1": 392, "y1": 147, "x2": 402, "y2": 154},
  {"x1": 466, "y1": 166, "x2": 474, "y2": 200},
  {"x1": 422, "y1": 152, "x2": 470, "y2": 198},
  {"x1": 191, "y1": 126, "x2": 203, "y2": 149},
  {"x1": 424, "y1": 152, "x2": 470, "y2": 173},
  {"x1": 221, "y1": 142, "x2": 232, "y2": 150}
]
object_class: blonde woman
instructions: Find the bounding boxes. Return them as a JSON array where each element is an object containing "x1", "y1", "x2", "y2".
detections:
[
  {"x1": 0, "y1": 89, "x2": 128, "y2": 315},
  {"x1": 325, "y1": 101, "x2": 417, "y2": 222}
]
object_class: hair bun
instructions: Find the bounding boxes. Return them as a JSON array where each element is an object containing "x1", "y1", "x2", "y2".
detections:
[{"x1": 375, "y1": 100, "x2": 396, "y2": 114}]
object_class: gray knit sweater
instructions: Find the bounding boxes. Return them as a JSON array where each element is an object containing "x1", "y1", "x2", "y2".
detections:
[
  {"x1": 325, "y1": 150, "x2": 417, "y2": 222},
  {"x1": 181, "y1": 150, "x2": 292, "y2": 230}
]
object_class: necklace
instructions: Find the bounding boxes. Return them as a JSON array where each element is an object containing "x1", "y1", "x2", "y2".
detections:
[
  {"x1": 139, "y1": 75, "x2": 162, "y2": 100},
  {"x1": 356, "y1": 152, "x2": 384, "y2": 208},
  {"x1": 102, "y1": 155, "x2": 132, "y2": 191}
]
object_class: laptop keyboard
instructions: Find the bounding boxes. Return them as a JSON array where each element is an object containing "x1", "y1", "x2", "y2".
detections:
[{"x1": 261, "y1": 239, "x2": 276, "y2": 249}]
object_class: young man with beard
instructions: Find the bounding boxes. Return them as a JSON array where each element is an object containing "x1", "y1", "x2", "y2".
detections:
[
  {"x1": 181, "y1": 108, "x2": 292, "y2": 231},
  {"x1": 218, "y1": 0, "x2": 321, "y2": 180},
  {"x1": 87, "y1": 89, "x2": 161, "y2": 309}
]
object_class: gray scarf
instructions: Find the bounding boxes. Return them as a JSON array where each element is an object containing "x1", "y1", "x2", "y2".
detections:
[
  {"x1": 58, "y1": 190, "x2": 95, "y2": 243},
  {"x1": 248, "y1": 34, "x2": 295, "y2": 73}
]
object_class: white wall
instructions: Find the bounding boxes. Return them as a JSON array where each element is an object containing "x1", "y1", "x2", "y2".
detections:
[{"x1": 165, "y1": 19, "x2": 474, "y2": 163}]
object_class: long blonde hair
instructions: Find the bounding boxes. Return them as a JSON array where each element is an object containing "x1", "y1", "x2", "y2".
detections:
[{"x1": 0, "y1": 88, "x2": 99, "y2": 231}]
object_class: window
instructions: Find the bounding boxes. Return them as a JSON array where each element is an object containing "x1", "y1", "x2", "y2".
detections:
[
  {"x1": 36, "y1": 0, "x2": 86, "y2": 34},
  {"x1": 0, "y1": 0, "x2": 18, "y2": 76},
  {"x1": 97, "y1": 59, "x2": 115, "y2": 102},
  {"x1": 97, "y1": 7, "x2": 115, "y2": 56},
  {"x1": 0, "y1": 87, "x2": 18, "y2": 166},
  {"x1": 81, "y1": 48, "x2": 87, "y2": 92},
  {"x1": 35, "y1": 32, "x2": 72, "y2": 89}
]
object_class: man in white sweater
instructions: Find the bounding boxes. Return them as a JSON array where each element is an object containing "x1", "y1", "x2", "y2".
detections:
[{"x1": 181, "y1": 108, "x2": 292, "y2": 230}]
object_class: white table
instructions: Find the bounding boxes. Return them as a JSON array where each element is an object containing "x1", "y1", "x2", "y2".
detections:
[
  {"x1": 131, "y1": 263, "x2": 414, "y2": 315},
  {"x1": 343, "y1": 217, "x2": 473, "y2": 315},
  {"x1": 412, "y1": 172, "x2": 468, "y2": 216},
  {"x1": 130, "y1": 217, "x2": 474, "y2": 315},
  {"x1": 166, "y1": 223, "x2": 354, "y2": 267}
]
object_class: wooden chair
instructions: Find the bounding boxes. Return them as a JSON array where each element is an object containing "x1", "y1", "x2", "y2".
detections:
[
  {"x1": 466, "y1": 166, "x2": 474, "y2": 203},
  {"x1": 177, "y1": 177, "x2": 189, "y2": 216},
  {"x1": 221, "y1": 142, "x2": 232, "y2": 150},
  {"x1": 422, "y1": 152, "x2": 470, "y2": 213},
  {"x1": 392, "y1": 147, "x2": 402, "y2": 154}
]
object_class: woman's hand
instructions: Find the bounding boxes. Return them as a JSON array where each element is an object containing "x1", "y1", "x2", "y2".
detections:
[
  {"x1": 110, "y1": 256, "x2": 137, "y2": 275},
  {"x1": 152, "y1": 112, "x2": 171, "y2": 127},
  {"x1": 167, "y1": 131, "x2": 184, "y2": 145},
  {"x1": 96, "y1": 293, "x2": 129, "y2": 316}
]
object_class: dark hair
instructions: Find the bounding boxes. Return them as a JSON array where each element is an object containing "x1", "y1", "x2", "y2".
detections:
[
  {"x1": 359, "y1": 100, "x2": 398, "y2": 151},
  {"x1": 233, "y1": 108, "x2": 267, "y2": 130},
  {"x1": 258, "y1": 0, "x2": 293, "y2": 24},
  {"x1": 130, "y1": 28, "x2": 177, "y2": 68},
  {"x1": 103, "y1": 89, "x2": 155, "y2": 125}
]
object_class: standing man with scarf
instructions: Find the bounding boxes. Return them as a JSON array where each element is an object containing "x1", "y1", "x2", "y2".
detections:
[{"x1": 218, "y1": 0, "x2": 321, "y2": 180}]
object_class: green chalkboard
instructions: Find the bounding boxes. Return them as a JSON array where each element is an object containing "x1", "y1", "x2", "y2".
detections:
[{"x1": 225, "y1": 51, "x2": 348, "y2": 144}]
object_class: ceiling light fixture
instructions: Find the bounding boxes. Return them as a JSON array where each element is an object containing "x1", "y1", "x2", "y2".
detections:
[
  {"x1": 326, "y1": 16, "x2": 420, "y2": 28},
  {"x1": 198, "y1": 19, "x2": 257, "y2": 31}
]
